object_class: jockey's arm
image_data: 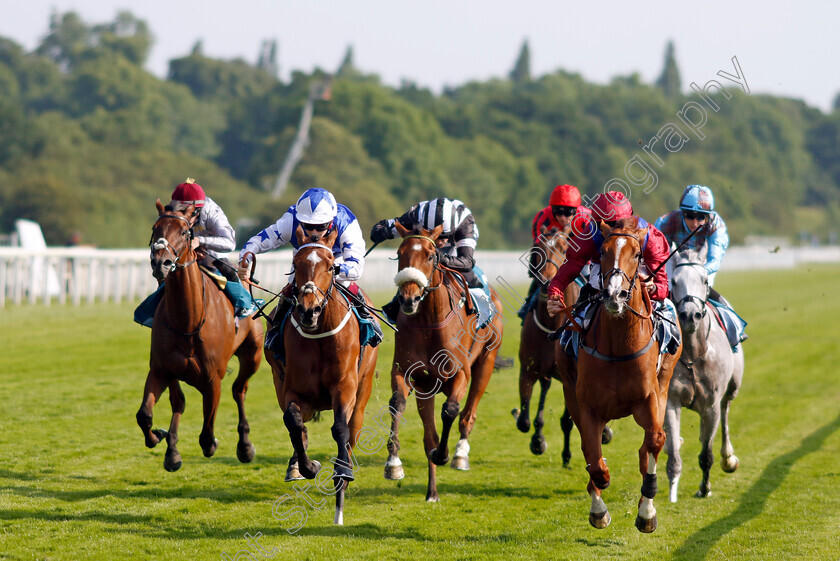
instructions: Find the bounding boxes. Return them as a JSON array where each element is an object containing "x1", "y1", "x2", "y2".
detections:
[
  {"x1": 196, "y1": 203, "x2": 236, "y2": 254},
  {"x1": 238, "y1": 212, "x2": 294, "y2": 264},
  {"x1": 440, "y1": 217, "x2": 477, "y2": 272},
  {"x1": 643, "y1": 227, "x2": 671, "y2": 301},
  {"x1": 547, "y1": 238, "x2": 594, "y2": 304},
  {"x1": 335, "y1": 219, "x2": 366, "y2": 282},
  {"x1": 704, "y1": 217, "x2": 729, "y2": 275}
]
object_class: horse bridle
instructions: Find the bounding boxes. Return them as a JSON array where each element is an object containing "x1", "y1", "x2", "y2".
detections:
[
  {"x1": 399, "y1": 234, "x2": 443, "y2": 304},
  {"x1": 150, "y1": 214, "x2": 197, "y2": 273},
  {"x1": 672, "y1": 262, "x2": 709, "y2": 318},
  {"x1": 292, "y1": 243, "x2": 338, "y2": 314},
  {"x1": 599, "y1": 232, "x2": 644, "y2": 309}
]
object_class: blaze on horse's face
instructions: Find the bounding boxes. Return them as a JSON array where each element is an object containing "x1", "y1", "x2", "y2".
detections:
[
  {"x1": 393, "y1": 223, "x2": 444, "y2": 317},
  {"x1": 531, "y1": 225, "x2": 567, "y2": 286},
  {"x1": 292, "y1": 225, "x2": 338, "y2": 329},
  {"x1": 150, "y1": 199, "x2": 195, "y2": 282},
  {"x1": 671, "y1": 251, "x2": 710, "y2": 334},
  {"x1": 598, "y1": 219, "x2": 647, "y2": 316}
]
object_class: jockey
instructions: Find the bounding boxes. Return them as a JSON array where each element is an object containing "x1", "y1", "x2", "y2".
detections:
[
  {"x1": 237, "y1": 187, "x2": 382, "y2": 347},
  {"x1": 655, "y1": 184, "x2": 747, "y2": 344},
  {"x1": 519, "y1": 184, "x2": 591, "y2": 320},
  {"x1": 546, "y1": 191, "x2": 671, "y2": 316},
  {"x1": 133, "y1": 179, "x2": 257, "y2": 328},
  {"x1": 370, "y1": 197, "x2": 484, "y2": 322}
]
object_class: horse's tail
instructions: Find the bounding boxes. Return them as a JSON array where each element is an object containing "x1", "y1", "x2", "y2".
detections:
[{"x1": 494, "y1": 356, "x2": 515, "y2": 370}]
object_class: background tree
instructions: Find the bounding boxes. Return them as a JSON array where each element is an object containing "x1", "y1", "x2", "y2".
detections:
[
  {"x1": 656, "y1": 40, "x2": 681, "y2": 98},
  {"x1": 509, "y1": 39, "x2": 531, "y2": 84}
]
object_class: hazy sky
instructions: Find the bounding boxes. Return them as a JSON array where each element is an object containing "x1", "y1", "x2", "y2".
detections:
[{"x1": 1, "y1": 0, "x2": 837, "y2": 111}]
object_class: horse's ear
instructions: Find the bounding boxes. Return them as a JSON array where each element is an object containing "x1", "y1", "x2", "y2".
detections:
[
  {"x1": 322, "y1": 224, "x2": 339, "y2": 247},
  {"x1": 156, "y1": 198, "x2": 165, "y2": 215},
  {"x1": 394, "y1": 221, "x2": 410, "y2": 238},
  {"x1": 599, "y1": 221, "x2": 612, "y2": 236},
  {"x1": 293, "y1": 223, "x2": 307, "y2": 245},
  {"x1": 696, "y1": 242, "x2": 708, "y2": 262},
  {"x1": 430, "y1": 224, "x2": 444, "y2": 240},
  {"x1": 636, "y1": 228, "x2": 649, "y2": 246}
]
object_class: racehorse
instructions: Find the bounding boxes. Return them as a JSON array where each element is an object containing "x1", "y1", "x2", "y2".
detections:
[
  {"x1": 513, "y1": 224, "x2": 580, "y2": 462},
  {"x1": 383, "y1": 223, "x2": 505, "y2": 502},
  {"x1": 554, "y1": 217, "x2": 681, "y2": 532},
  {"x1": 664, "y1": 249, "x2": 743, "y2": 502},
  {"x1": 137, "y1": 200, "x2": 264, "y2": 471},
  {"x1": 266, "y1": 225, "x2": 377, "y2": 525}
]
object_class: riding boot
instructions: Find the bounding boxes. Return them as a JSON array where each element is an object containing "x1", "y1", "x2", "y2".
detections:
[
  {"x1": 212, "y1": 257, "x2": 240, "y2": 283},
  {"x1": 517, "y1": 278, "x2": 539, "y2": 321},
  {"x1": 382, "y1": 293, "x2": 400, "y2": 323},
  {"x1": 707, "y1": 287, "x2": 732, "y2": 308},
  {"x1": 264, "y1": 284, "x2": 296, "y2": 355},
  {"x1": 352, "y1": 298, "x2": 383, "y2": 347}
]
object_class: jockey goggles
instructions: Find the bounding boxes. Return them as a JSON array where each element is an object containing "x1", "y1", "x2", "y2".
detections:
[
  {"x1": 682, "y1": 211, "x2": 709, "y2": 221},
  {"x1": 552, "y1": 205, "x2": 577, "y2": 217},
  {"x1": 301, "y1": 221, "x2": 332, "y2": 232}
]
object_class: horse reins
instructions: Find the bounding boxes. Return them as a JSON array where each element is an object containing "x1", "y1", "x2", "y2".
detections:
[{"x1": 599, "y1": 232, "x2": 651, "y2": 320}]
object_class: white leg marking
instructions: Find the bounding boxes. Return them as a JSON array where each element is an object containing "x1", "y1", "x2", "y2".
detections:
[
  {"x1": 334, "y1": 508, "x2": 344, "y2": 525},
  {"x1": 590, "y1": 491, "x2": 607, "y2": 515},
  {"x1": 454, "y1": 438, "x2": 470, "y2": 458},
  {"x1": 669, "y1": 475, "x2": 680, "y2": 503},
  {"x1": 385, "y1": 455, "x2": 402, "y2": 467},
  {"x1": 639, "y1": 497, "x2": 656, "y2": 520}
]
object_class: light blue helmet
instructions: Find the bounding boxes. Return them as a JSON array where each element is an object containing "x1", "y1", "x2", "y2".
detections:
[
  {"x1": 295, "y1": 188, "x2": 338, "y2": 224},
  {"x1": 679, "y1": 184, "x2": 714, "y2": 214}
]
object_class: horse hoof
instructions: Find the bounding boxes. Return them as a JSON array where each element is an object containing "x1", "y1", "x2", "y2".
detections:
[
  {"x1": 589, "y1": 509, "x2": 611, "y2": 529},
  {"x1": 333, "y1": 464, "x2": 355, "y2": 482},
  {"x1": 695, "y1": 486, "x2": 712, "y2": 498},
  {"x1": 300, "y1": 459, "x2": 321, "y2": 479},
  {"x1": 721, "y1": 455, "x2": 739, "y2": 473},
  {"x1": 514, "y1": 410, "x2": 530, "y2": 433},
  {"x1": 202, "y1": 438, "x2": 219, "y2": 458},
  {"x1": 530, "y1": 435, "x2": 547, "y2": 455},
  {"x1": 635, "y1": 514, "x2": 657, "y2": 533},
  {"x1": 429, "y1": 449, "x2": 449, "y2": 466},
  {"x1": 237, "y1": 442, "x2": 256, "y2": 463},
  {"x1": 601, "y1": 427, "x2": 613, "y2": 445},
  {"x1": 147, "y1": 429, "x2": 168, "y2": 448},
  {"x1": 426, "y1": 493, "x2": 440, "y2": 503},
  {"x1": 562, "y1": 451, "x2": 572, "y2": 467},
  {"x1": 285, "y1": 462, "x2": 305, "y2": 482},
  {"x1": 451, "y1": 456, "x2": 470, "y2": 471},
  {"x1": 384, "y1": 464, "x2": 405, "y2": 480},
  {"x1": 164, "y1": 455, "x2": 182, "y2": 472}
]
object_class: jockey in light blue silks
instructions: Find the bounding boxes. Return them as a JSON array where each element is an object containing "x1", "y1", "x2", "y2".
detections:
[
  {"x1": 134, "y1": 179, "x2": 258, "y2": 327},
  {"x1": 655, "y1": 185, "x2": 748, "y2": 348},
  {"x1": 237, "y1": 187, "x2": 383, "y2": 350}
]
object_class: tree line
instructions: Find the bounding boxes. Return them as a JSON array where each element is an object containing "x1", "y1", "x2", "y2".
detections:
[{"x1": 1, "y1": 12, "x2": 838, "y2": 248}]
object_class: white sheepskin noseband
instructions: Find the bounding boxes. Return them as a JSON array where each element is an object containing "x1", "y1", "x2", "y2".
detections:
[{"x1": 394, "y1": 267, "x2": 428, "y2": 288}]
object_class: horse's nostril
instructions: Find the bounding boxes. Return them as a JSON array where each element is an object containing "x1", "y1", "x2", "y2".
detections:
[
  {"x1": 694, "y1": 312, "x2": 703, "y2": 320},
  {"x1": 313, "y1": 306, "x2": 322, "y2": 315},
  {"x1": 678, "y1": 311, "x2": 688, "y2": 321},
  {"x1": 162, "y1": 259, "x2": 173, "y2": 269}
]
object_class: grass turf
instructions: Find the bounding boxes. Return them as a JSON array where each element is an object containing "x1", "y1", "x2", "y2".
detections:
[{"x1": 0, "y1": 265, "x2": 838, "y2": 560}]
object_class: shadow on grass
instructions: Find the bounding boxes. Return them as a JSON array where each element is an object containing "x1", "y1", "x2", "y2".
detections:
[{"x1": 673, "y1": 411, "x2": 840, "y2": 561}]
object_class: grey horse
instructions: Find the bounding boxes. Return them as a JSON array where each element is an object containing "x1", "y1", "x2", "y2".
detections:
[{"x1": 664, "y1": 249, "x2": 744, "y2": 502}]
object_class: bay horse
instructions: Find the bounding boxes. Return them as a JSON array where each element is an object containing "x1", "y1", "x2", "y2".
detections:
[
  {"x1": 384, "y1": 223, "x2": 505, "y2": 502},
  {"x1": 665, "y1": 249, "x2": 743, "y2": 502},
  {"x1": 554, "y1": 217, "x2": 681, "y2": 532},
  {"x1": 137, "y1": 200, "x2": 264, "y2": 471},
  {"x1": 267, "y1": 225, "x2": 377, "y2": 525},
  {"x1": 514, "y1": 224, "x2": 579, "y2": 462}
]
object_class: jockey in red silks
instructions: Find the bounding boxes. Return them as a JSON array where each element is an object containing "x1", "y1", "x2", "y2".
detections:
[
  {"x1": 546, "y1": 191, "x2": 671, "y2": 317},
  {"x1": 518, "y1": 185, "x2": 592, "y2": 321}
]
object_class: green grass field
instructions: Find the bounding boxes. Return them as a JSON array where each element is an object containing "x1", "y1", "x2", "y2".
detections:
[{"x1": 1, "y1": 265, "x2": 839, "y2": 560}]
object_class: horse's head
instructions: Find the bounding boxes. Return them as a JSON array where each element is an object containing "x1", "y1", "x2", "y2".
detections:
[
  {"x1": 149, "y1": 199, "x2": 197, "y2": 282},
  {"x1": 671, "y1": 249, "x2": 710, "y2": 334},
  {"x1": 393, "y1": 222, "x2": 444, "y2": 316},
  {"x1": 291, "y1": 224, "x2": 338, "y2": 329},
  {"x1": 598, "y1": 217, "x2": 647, "y2": 315},
  {"x1": 531, "y1": 224, "x2": 568, "y2": 286}
]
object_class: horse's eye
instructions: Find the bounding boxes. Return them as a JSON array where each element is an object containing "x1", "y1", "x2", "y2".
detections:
[
  {"x1": 636, "y1": 252, "x2": 642, "y2": 258},
  {"x1": 428, "y1": 253, "x2": 434, "y2": 262}
]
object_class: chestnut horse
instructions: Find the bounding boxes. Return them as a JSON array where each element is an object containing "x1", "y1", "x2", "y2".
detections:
[
  {"x1": 555, "y1": 218, "x2": 681, "y2": 532},
  {"x1": 514, "y1": 224, "x2": 580, "y2": 462},
  {"x1": 266, "y1": 225, "x2": 377, "y2": 525},
  {"x1": 137, "y1": 200, "x2": 264, "y2": 471},
  {"x1": 384, "y1": 223, "x2": 505, "y2": 502}
]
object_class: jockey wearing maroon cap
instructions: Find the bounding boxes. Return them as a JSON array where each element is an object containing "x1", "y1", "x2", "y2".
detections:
[{"x1": 546, "y1": 191, "x2": 671, "y2": 317}]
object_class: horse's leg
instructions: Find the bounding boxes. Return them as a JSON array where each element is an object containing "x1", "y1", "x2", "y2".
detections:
[
  {"x1": 515, "y1": 359, "x2": 537, "y2": 433},
  {"x1": 431, "y1": 371, "x2": 468, "y2": 467},
  {"x1": 136, "y1": 369, "x2": 168, "y2": 449},
  {"x1": 529, "y1": 376, "x2": 551, "y2": 456},
  {"x1": 631, "y1": 396, "x2": 667, "y2": 533},
  {"x1": 664, "y1": 396, "x2": 683, "y2": 502},
  {"x1": 232, "y1": 339, "x2": 261, "y2": 463},
  {"x1": 384, "y1": 371, "x2": 410, "y2": 480},
  {"x1": 719, "y1": 373, "x2": 741, "y2": 473},
  {"x1": 330, "y1": 383, "x2": 358, "y2": 526},
  {"x1": 696, "y1": 402, "x2": 721, "y2": 498},
  {"x1": 579, "y1": 407, "x2": 610, "y2": 529},
  {"x1": 164, "y1": 381, "x2": 185, "y2": 472},
  {"x1": 560, "y1": 406, "x2": 574, "y2": 467},
  {"x1": 452, "y1": 350, "x2": 495, "y2": 470},
  {"x1": 198, "y1": 376, "x2": 221, "y2": 457},
  {"x1": 283, "y1": 400, "x2": 320, "y2": 479},
  {"x1": 416, "y1": 394, "x2": 440, "y2": 502}
]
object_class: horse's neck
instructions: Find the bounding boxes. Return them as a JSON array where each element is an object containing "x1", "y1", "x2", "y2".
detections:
[
  {"x1": 418, "y1": 270, "x2": 461, "y2": 323},
  {"x1": 164, "y1": 262, "x2": 206, "y2": 329},
  {"x1": 320, "y1": 291, "x2": 351, "y2": 330},
  {"x1": 596, "y1": 288, "x2": 652, "y2": 350}
]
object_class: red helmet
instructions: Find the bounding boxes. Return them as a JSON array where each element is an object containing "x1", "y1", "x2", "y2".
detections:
[
  {"x1": 171, "y1": 179, "x2": 206, "y2": 207},
  {"x1": 549, "y1": 184, "x2": 581, "y2": 207},
  {"x1": 591, "y1": 191, "x2": 633, "y2": 221}
]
